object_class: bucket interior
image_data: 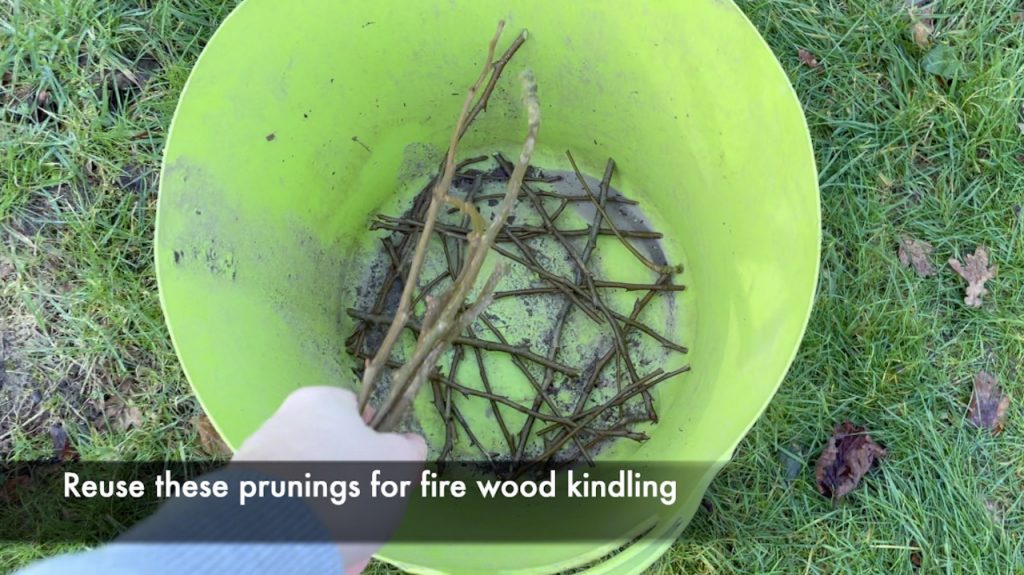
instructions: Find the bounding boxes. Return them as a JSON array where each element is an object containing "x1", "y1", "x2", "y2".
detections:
[{"x1": 156, "y1": 1, "x2": 820, "y2": 573}]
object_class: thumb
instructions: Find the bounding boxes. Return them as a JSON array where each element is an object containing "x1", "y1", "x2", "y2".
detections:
[{"x1": 402, "y1": 433, "x2": 428, "y2": 461}]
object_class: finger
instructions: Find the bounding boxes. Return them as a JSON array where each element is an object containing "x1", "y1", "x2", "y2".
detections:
[
  {"x1": 284, "y1": 386, "x2": 357, "y2": 412},
  {"x1": 361, "y1": 404, "x2": 375, "y2": 425},
  {"x1": 403, "y1": 433, "x2": 429, "y2": 461},
  {"x1": 373, "y1": 432, "x2": 429, "y2": 462}
]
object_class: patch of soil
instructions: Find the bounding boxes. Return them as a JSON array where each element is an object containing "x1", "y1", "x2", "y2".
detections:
[
  {"x1": 0, "y1": 252, "x2": 104, "y2": 457},
  {"x1": 87, "y1": 55, "x2": 161, "y2": 112},
  {"x1": 1, "y1": 70, "x2": 58, "y2": 124},
  {"x1": 0, "y1": 308, "x2": 49, "y2": 455},
  {"x1": 118, "y1": 163, "x2": 154, "y2": 194},
  {"x1": 5, "y1": 184, "x2": 81, "y2": 237}
]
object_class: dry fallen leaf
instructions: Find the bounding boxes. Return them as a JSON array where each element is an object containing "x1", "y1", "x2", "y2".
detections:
[
  {"x1": 984, "y1": 498, "x2": 1006, "y2": 525},
  {"x1": 798, "y1": 48, "x2": 820, "y2": 69},
  {"x1": 0, "y1": 475, "x2": 30, "y2": 504},
  {"x1": 99, "y1": 395, "x2": 145, "y2": 432},
  {"x1": 948, "y1": 246, "x2": 997, "y2": 307},
  {"x1": 814, "y1": 421, "x2": 886, "y2": 500},
  {"x1": 911, "y1": 21, "x2": 932, "y2": 48},
  {"x1": 50, "y1": 424, "x2": 79, "y2": 462},
  {"x1": 967, "y1": 371, "x2": 1010, "y2": 433},
  {"x1": 118, "y1": 405, "x2": 144, "y2": 431},
  {"x1": 908, "y1": 1, "x2": 935, "y2": 48},
  {"x1": 196, "y1": 414, "x2": 232, "y2": 458},
  {"x1": 909, "y1": 539, "x2": 923, "y2": 569},
  {"x1": 0, "y1": 259, "x2": 14, "y2": 281},
  {"x1": 898, "y1": 236, "x2": 937, "y2": 277}
]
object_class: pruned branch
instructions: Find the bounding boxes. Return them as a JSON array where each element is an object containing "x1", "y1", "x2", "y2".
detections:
[
  {"x1": 358, "y1": 22, "x2": 509, "y2": 413},
  {"x1": 363, "y1": 37, "x2": 542, "y2": 431}
]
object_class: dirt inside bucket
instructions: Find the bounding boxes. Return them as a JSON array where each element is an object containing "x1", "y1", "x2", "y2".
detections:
[{"x1": 345, "y1": 153, "x2": 691, "y2": 476}]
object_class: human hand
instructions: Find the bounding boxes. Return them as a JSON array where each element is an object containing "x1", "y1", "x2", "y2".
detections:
[{"x1": 234, "y1": 387, "x2": 427, "y2": 574}]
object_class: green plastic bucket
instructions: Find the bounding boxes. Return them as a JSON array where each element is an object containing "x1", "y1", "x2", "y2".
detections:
[{"x1": 156, "y1": 0, "x2": 820, "y2": 573}]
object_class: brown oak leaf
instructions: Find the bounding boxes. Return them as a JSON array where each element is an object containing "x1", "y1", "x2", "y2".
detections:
[
  {"x1": 196, "y1": 414, "x2": 232, "y2": 458},
  {"x1": 948, "y1": 246, "x2": 997, "y2": 307},
  {"x1": 798, "y1": 48, "x2": 820, "y2": 69},
  {"x1": 814, "y1": 422, "x2": 886, "y2": 500},
  {"x1": 100, "y1": 395, "x2": 145, "y2": 432},
  {"x1": 968, "y1": 371, "x2": 1010, "y2": 433},
  {"x1": 898, "y1": 236, "x2": 936, "y2": 277}
]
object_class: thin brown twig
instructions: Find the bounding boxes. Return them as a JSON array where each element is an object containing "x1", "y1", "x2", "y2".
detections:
[
  {"x1": 371, "y1": 216, "x2": 663, "y2": 241},
  {"x1": 346, "y1": 182, "x2": 434, "y2": 355},
  {"x1": 459, "y1": 29, "x2": 529, "y2": 140},
  {"x1": 455, "y1": 155, "x2": 489, "y2": 171},
  {"x1": 464, "y1": 328, "x2": 516, "y2": 455},
  {"x1": 497, "y1": 232, "x2": 605, "y2": 323},
  {"x1": 449, "y1": 395, "x2": 496, "y2": 464},
  {"x1": 413, "y1": 272, "x2": 451, "y2": 307},
  {"x1": 552, "y1": 419, "x2": 648, "y2": 472},
  {"x1": 452, "y1": 174, "x2": 485, "y2": 276},
  {"x1": 452, "y1": 189, "x2": 639, "y2": 206},
  {"x1": 437, "y1": 346, "x2": 464, "y2": 464},
  {"x1": 560, "y1": 273, "x2": 675, "y2": 426},
  {"x1": 492, "y1": 237, "x2": 688, "y2": 352},
  {"x1": 515, "y1": 369, "x2": 669, "y2": 475},
  {"x1": 456, "y1": 172, "x2": 563, "y2": 184},
  {"x1": 439, "y1": 178, "x2": 515, "y2": 459},
  {"x1": 347, "y1": 309, "x2": 579, "y2": 377},
  {"x1": 548, "y1": 198, "x2": 570, "y2": 222},
  {"x1": 430, "y1": 378, "x2": 457, "y2": 465},
  {"x1": 570, "y1": 365, "x2": 690, "y2": 422},
  {"x1": 356, "y1": 350, "x2": 644, "y2": 440},
  {"x1": 494, "y1": 154, "x2": 619, "y2": 463},
  {"x1": 565, "y1": 150, "x2": 683, "y2": 275},
  {"x1": 492, "y1": 281, "x2": 686, "y2": 298},
  {"x1": 432, "y1": 346, "x2": 497, "y2": 465},
  {"x1": 477, "y1": 315, "x2": 595, "y2": 465}
]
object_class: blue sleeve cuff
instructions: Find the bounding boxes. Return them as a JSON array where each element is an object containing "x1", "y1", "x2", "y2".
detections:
[{"x1": 15, "y1": 468, "x2": 345, "y2": 575}]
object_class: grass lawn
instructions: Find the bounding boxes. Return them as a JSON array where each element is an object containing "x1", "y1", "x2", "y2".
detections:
[{"x1": 1, "y1": 0, "x2": 1022, "y2": 573}]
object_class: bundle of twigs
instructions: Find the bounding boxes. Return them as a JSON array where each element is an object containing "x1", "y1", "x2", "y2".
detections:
[
  {"x1": 348, "y1": 22, "x2": 535, "y2": 432},
  {"x1": 345, "y1": 22, "x2": 690, "y2": 475}
]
